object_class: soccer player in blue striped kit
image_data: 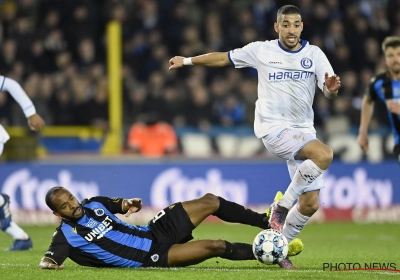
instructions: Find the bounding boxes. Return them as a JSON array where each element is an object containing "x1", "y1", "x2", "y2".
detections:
[{"x1": 39, "y1": 186, "x2": 302, "y2": 269}]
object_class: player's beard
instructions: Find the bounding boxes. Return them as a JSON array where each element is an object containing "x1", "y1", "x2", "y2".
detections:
[
  {"x1": 390, "y1": 63, "x2": 400, "y2": 74},
  {"x1": 284, "y1": 36, "x2": 299, "y2": 49},
  {"x1": 61, "y1": 205, "x2": 84, "y2": 221}
]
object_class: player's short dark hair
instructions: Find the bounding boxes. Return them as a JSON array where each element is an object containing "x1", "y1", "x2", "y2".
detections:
[
  {"x1": 45, "y1": 186, "x2": 65, "y2": 211},
  {"x1": 276, "y1": 5, "x2": 301, "y2": 22},
  {"x1": 382, "y1": 36, "x2": 400, "y2": 54}
]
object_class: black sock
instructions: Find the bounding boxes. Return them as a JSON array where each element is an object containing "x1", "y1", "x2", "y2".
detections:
[
  {"x1": 221, "y1": 241, "x2": 255, "y2": 260},
  {"x1": 213, "y1": 197, "x2": 269, "y2": 229}
]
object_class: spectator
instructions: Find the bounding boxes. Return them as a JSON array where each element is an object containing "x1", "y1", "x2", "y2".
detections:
[
  {"x1": 85, "y1": 79, "x2": 109, "y2": 131},
  {"x1": 50, "y1": 87, "x2": 75, "y2": 125},
  {"x1": 127, "y1": 111, "x2": 178, "y2": 157},
  {"x1": 215, "y1": 95, "x2": 246, "y2": 128},
  {"x1": 186, "y1": 86, "x2": 213, "y2": 131}
]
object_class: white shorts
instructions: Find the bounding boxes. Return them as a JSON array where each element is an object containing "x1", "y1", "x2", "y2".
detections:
[
  {"x1": 0, "y1": 125, "x2": 10, "y2": 144},
  {"x1": 262, "y1": 127, "x2": 324, "y2": 192}
]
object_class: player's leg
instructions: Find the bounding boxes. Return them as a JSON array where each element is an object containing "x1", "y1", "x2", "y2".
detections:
[
  {"x1": 0, "y1": 193, "x2": 33, "y2": 251},
  {"x1": 278, "y1": 140, "x2": 332, "y2": 210},
  {"x1": 182, "y1": 193, "x2": 269, "y2": 229},
  {"x1": 263, "y1": 129, "x2": 330, "y2": 232},
  {"x1": 167, "y1": 239, "x2": 254, "y2": 267},
  {"x1": 282, "y1": 190, "x2": 319, "y2": 244}
]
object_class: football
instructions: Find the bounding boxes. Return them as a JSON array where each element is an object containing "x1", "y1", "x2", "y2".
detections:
[{"x1": 252, "y1": 229, "x2": 288, "y2": 264}]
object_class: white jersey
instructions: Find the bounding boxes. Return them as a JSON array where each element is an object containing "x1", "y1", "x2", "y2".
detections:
[{"x1": 228, "y1": 39, "x2": 334, "y2": 138}]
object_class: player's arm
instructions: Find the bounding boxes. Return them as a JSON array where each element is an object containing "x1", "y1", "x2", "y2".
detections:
[
  {"x1": 122, "y1": 198, "x2": 142, "y2": 217},
  {"x1": 386, "y1": 99, "x2": 400, "y2": 115},
  {"x1": 0, "y1": 76, "x2": 45, "y2": 131},
  {"x1": 357, "y1": 94, "x2": 374, "y2": 152},
  {"x1": 169, "y1": 52, "x2": 230, "y2": 70},
  {"x1": 39, "y1": 229, "x2": 69, "y2": 270},
  {"x1": 84, "y1": 196, "x2": 142, "y2": 216},
  {"x1": 314, "y1": 48, "x2": 340, "y2": 99},
  {"x1": 323, "y1": 73, "x2": 340, "y2": 99},
  {"x1": 39, "y1": 257, "x2": 64, "y2": 270}
]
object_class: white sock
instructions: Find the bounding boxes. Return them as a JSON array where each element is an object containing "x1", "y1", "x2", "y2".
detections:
[
  {"x1": 0, "y1": 194, "x2": 4, "y2": 206},
  {"x1": 5, "y1": 221, "x2": 29, "y2": 240},
  {"x1": 282, "y1": 204, "x2": 310, "y2": 243},
  {"x1": 0, "y1": 142, "x2": 3, "y2": 156},
  {"x1": 278, "y1": 159, "x2": 323, "y2": 209}
]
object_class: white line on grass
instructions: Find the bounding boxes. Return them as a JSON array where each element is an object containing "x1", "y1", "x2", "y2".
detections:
[
  {"x1": 0, "y1": 264, "x2": 32, "y2": 267},
  {"x1": 0, "y1": 264, "x2": 398, "y2": 276},
  {"x1": 143, "y1": 267, "x2": 400, "y2": 275}
]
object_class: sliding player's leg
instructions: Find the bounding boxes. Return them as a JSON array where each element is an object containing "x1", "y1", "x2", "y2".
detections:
[
  {"x1": 167, "y1": 239, "x2": 254, "y2": 267},
  {"x1": 181, "y1": 193, "x2": 270, "y2": 229}
]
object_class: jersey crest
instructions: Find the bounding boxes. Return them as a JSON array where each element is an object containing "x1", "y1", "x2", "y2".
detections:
[{"x1": 300, "y1": 57, "x2": 313, "y2": 69}]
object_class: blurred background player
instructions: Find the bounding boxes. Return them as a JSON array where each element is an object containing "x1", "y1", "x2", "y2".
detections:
[
  {"x1": 357, "y1": 36, "x2": 400, "y2": 162},
  {"x1": 0, "y1": 75, "x2": 45, "y2": 250},
  {"x1": 169, "y1": 5, "x2": 341, "y2": 268}
]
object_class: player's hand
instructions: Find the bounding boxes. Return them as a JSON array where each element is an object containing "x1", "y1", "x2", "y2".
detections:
[
  {"x1": 357, "y1": 134, "x2": 369, "y2": 152},
  {"x1": 39, "y1": 258, "x2": 64, "y2": 270},
  {"x1": 27, "y1": 114, "x2": 45, "y2": 131},
  {"x1": 324, "y1": 72, "x2": 341, "y2": 93},
  {"x1": 124, "y1": 198, "x2": 142, "y2": 217},
  {"x1": 386, "y1": 100, "x2": 400, "y2": 115},
  {"x1": 169, "y1": 56, "x2": 185, "y2": 70}
]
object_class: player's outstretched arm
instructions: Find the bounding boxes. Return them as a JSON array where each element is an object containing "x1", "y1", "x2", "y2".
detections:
[
  {"x1": 123, "y1": 198, "x2": 143, "y2": 217},
  {"x1": 0, "y1": 76, "x2": 45, "y2": 131},
  {"x1": 323, "y1": 72, "x2": 341, "y2": 99},
  {"x1": 39, "y1": 257, "x2": 64, "y2": 270},
  {"x1": 357, "y1": 95, "x2": 374, "y2": 152},
  {"x1": 169, "y1": 52, "x2": 230, "y2": 70}
]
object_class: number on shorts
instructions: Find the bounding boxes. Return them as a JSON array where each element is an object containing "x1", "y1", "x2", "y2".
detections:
[{"x1": 152, "y1": 210, "x2": 165, "y2": 223}]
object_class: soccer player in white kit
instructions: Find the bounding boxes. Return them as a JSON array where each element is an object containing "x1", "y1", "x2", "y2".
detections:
[
  {"x1": 169, "y1": 5, "x2": 341, "y2": 268},
  {"x1": 0, "y1": 75, "x2": 45, "y2": 250}
]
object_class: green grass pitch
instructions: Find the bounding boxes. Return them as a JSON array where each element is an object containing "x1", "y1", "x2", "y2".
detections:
[{"x1": 0, "y1": 223, "x2": 399, "y2": 279}]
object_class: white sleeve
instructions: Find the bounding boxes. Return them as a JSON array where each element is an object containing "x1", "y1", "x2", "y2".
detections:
[
  {"x1": 0, "y1": 76, "x2": 36, "y2": 118},
  {"x1": 314, "y1": 48, "x2": 334, "y2": 91},
  {"x1": 228, "y1": 41, "x2": 263, "y2": 69}
]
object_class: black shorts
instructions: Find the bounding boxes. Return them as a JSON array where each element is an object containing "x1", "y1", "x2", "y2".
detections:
[{"x1": 141, "y1": 202, "x2": 195, "y2": 267}]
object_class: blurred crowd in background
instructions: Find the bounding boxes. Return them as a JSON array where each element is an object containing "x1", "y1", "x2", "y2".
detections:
[{"x1": 0, "y1": 0, "x2": 399, "y2": 154}]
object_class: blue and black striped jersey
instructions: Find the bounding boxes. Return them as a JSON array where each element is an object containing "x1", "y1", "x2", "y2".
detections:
[
  {"x1": 43, "y1": 196, "x2": 155, "y2": 268},
  {"x1": 368, "y1": 72, "x2": 400, "y2": 145}
]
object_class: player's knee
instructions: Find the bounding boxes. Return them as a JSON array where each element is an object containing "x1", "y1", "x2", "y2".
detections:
[
  {"x1": 299, "y1": 200, "x2": 319, "y2": 216},
  {"x1": 200, "y1": 193, "x2": 220, "y2": 211},
  {"x1": 316, "y1": 146, "x2": 333, "y2": 169},
  {"x1": 205, "y1": 240, "x2": 226, "y2": 256}
]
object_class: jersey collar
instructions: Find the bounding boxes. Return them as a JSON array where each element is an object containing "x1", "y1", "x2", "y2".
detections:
[{"x1": 277, "y1": 39, "x2": 308, "y2": 53}]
